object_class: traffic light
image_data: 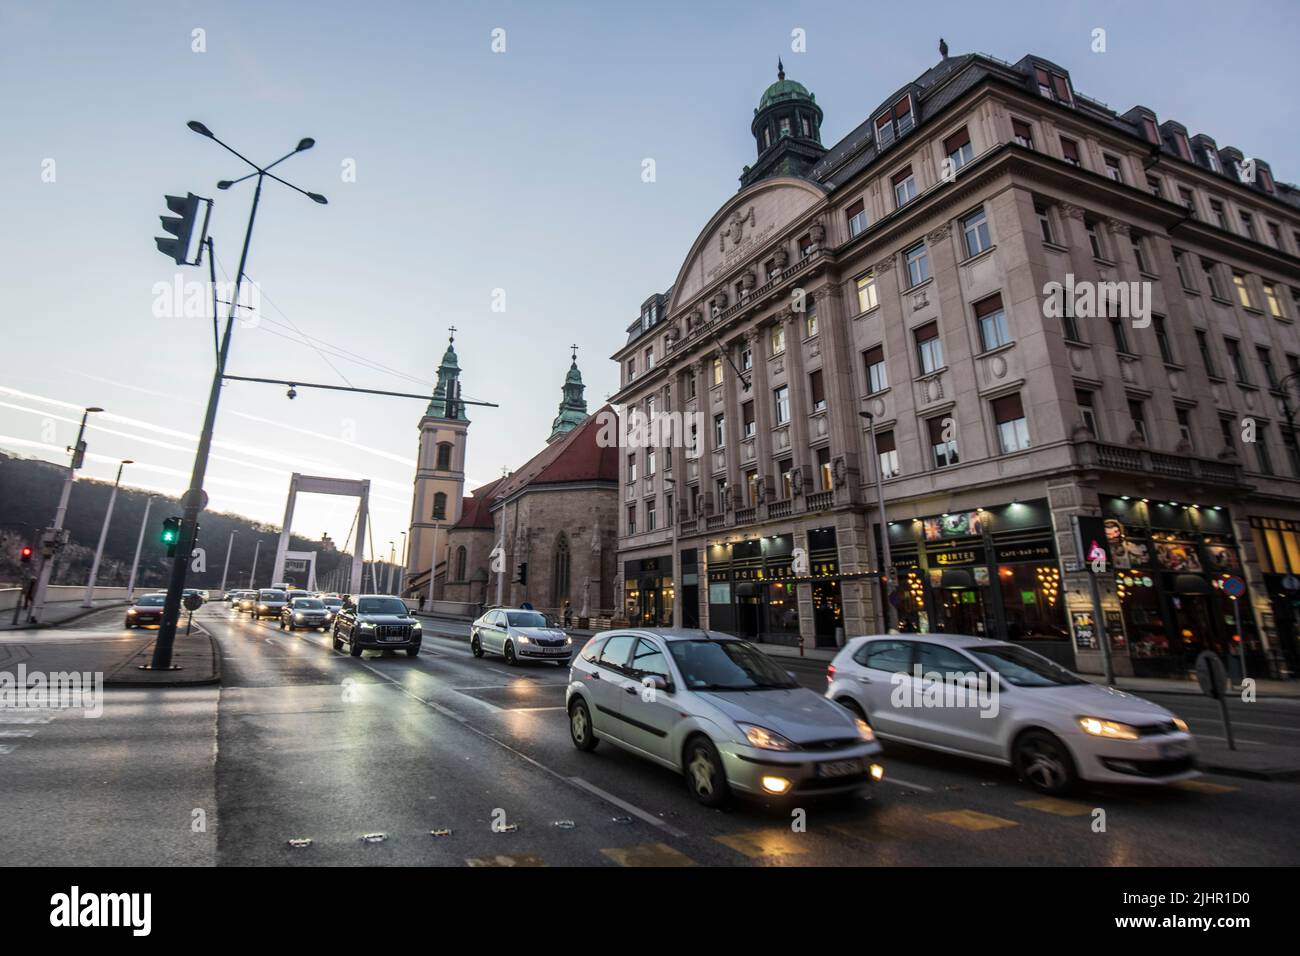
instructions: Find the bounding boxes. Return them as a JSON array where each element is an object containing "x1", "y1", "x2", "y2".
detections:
[
  {"x1": 19, "y1": 546, "x2": 33, "y2": 564},
  {"x1": 154, "y1": 192, "x2": 204, "y2": 265},
  {"x1": 516, "y1": 562, "x2": 528, "y2": 585},
  {"x1": 161, "y1": 517, "x2": 182, "y2": 557}
]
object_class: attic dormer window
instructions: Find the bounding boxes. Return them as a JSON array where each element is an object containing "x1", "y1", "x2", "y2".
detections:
[
  {"x1": 875, "y1": 95, "x2": 913, "y2": 148},
  {"x1": 1172, "y1": 132, "x2": 1192, "y2": 161},
  {"x1": 1034, "y1": 67, "x2": 1072, "y2": 105},
  {"x1": 1141, "y1": 117, "x2": 1160, "y2": 145},
  {"x1": 1201, "y1": 147, "x2": 1221, "y2": 173}
]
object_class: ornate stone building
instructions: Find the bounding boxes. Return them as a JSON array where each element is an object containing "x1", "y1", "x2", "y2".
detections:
[{"x1": 612, "y1": 52, "x2": 1300, "y2": 678}]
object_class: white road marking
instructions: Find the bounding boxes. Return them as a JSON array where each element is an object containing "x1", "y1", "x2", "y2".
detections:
[
  {"x1": 0, "y1": 744, "x2": 18, "y2": 755},
  {"x1": 505, "y1": 706, "x2": 566, "y2": 713},
  {"x1": 568, "y1": 776, "x2": 688, "y2": 839},
  {"x1": 880, "y1": 776, "x2": 935, "y2": 792},
  {"x1": 0, "y1": 730, "x2": 37, "y2": 738}
]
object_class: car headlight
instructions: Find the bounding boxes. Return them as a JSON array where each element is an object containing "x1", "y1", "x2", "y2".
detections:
[
  {"x1": 411, "y1": 622, "x2": 422, "y2": 631},
  {"x1": 294, "y1": 613, "x2": 304, "y2": 620},
  {"x1": 738, "y1": 722, "x2": 797, "y2": 751},
  {"x1": 854, "y1": 717, "x2": 875, "y2": 742},
  {"x1": 258, "y1": 604, "x2": 267, "y2": 610},
  {"x1": 565, "y1": 637, "x2": 573, "y2": 645},
  {"x1": 1077, "y1": 716, "x2": 1141, "y2": 740},
  {"x1": 359, "y1": 622, "x2": 375, "y2": 631},
  {"x1": 518, "y1": 635, "x2": 530, "y2": 644},
  {"x1": 1172, "y1": 717, "x2": 1189, "y2": 733},
  {"x1": 127, "y1": 609, "x2": 137, "y2": 615}
]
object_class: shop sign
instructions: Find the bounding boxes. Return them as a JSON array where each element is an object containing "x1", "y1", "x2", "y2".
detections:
[
  {"x1": 923, "y1": 511, "x2": 984, "y2": 541},
  {"x1": 1156, "y1": 542, "x2": 1202, "y2": 572},
  {"x1": 932, "y1": 548, "x2": 983, "y2": 567},
  {"x1": 1071, "y1": 610, "x2": 1097, "y2": 649},
  {"x1": 994, "y1": 542, "x2": 1054, "y2": 563}
]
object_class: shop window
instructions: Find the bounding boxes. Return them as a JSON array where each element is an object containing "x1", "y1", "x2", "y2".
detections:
[{"x1": 997, "y1": 564, "x2": 1066, "y2": 640}]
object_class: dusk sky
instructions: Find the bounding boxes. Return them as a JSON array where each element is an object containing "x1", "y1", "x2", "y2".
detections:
[{"x1": 2, "y1": 0, "x2": 1297, "y2": 556}]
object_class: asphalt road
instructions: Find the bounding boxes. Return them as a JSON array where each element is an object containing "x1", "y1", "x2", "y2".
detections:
[{"x1": 2, "y1": 604, "x2": 1297, "y2": 866}]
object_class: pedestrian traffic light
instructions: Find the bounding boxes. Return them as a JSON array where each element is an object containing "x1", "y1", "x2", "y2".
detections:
[
  {"x1": 161, "y1": 517, "x2": 182, "y2": 557},
  {"x1": 19, "y1": 546, "x2": 33, "y2": 563},
  {"x1": 154, "y1": 192, "x2": 204, "y2": 265},
  {"x1": 516, "y1": 562, "x2": 528, "y2": 585}
]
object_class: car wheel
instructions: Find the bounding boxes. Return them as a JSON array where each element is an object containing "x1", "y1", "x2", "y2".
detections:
[
  {"x1": 1013, "y1": 730, "x2": 1078, "y2": 795},
  {"x1": 331, "y1": 633, "x2": 342, "y2": 652},
  {"x1": 471, "y1": 633, "x2": 484, "y2": 658},
  {"x1": 684, "y1": 736, "x2": 731, "y2": 808},
  {"x1": 504, "y1": 641, "x2": 517, "y2": 666},
  {"x1": 279, "y1": 619, "x2": 285, "y2": 630},
  {"x1": 569, "y1": 698, "x2": 598, "y2": 752},
  {"x1": 124, "y1": 621, "x2": 133, "y2": 629},
  {"x1": 405, "y1": 646, "x2": 420, "y2": 658},
  {"x1": 836, "y1": 696, "x2": 867, "y2": 722},
  {"x1": 349, "y1": 640, "x2": 363, "y2": 658},
  {"x1": 556, "y1": 659, "x2": 569, "y2": 667}
]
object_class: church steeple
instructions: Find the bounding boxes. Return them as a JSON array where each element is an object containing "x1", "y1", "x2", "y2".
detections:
[
  {"x1": 426, "y1": 327, "x2": 468, "y2": 421},
  {"x1": 548, "y1": 345, "x2": 588, "y2": 443}
]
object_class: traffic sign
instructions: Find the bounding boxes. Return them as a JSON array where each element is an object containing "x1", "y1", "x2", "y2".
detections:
[{"x1": 1221, "y1": 575, "x2": 1246, "y2": 598}]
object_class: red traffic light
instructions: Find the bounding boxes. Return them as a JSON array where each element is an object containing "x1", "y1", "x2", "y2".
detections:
[{"x1": 20, "y1": 546, "x2": 33, "y2": 562}]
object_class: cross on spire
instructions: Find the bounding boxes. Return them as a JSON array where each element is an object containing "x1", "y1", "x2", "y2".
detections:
[
  {"x1": 569, "y1": 343, "x2": 580, "y2": 362},
  {"x1": 448, "y1": 325, "x2": 457, "y2": 341}
]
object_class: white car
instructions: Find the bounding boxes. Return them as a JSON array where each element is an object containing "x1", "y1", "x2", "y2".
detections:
[
  {"x1": 825, "y1": 634, "x2": 1198, "y2": 794},
  {"x1": 470, "y1": 608, "x2": 573, "y2": 666}
]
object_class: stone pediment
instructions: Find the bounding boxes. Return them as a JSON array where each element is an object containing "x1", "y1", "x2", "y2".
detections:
[{"x1": 667, "y1": 177, "x2": 826, "y2": 314}]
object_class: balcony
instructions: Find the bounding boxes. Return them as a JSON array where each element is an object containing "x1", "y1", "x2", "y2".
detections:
[
  {"x1": 705, "y1": 514, "x2": 726, "y2": 531},
  {"x1": 806, "y1": 490, "x2": 834, "y2": 512},
  {"x1": 1077, "y1": 441, "x2": 1246, "y2": 487},
  {"x1": 768, "y1": 499, "x2": 792, "y2": 519},
  {"x1": 734, "y1": 507, "x2": 757, "y2": 525}
]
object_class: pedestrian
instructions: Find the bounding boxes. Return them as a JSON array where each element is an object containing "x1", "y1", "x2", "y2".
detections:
[{"x1": 563, "y1": 601, "x2": 573, "y2": 629}]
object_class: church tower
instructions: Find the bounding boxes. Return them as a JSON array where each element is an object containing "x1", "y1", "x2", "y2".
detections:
[
  {"x1": 739, "y1": 60, "x2": 826, "y2": 188},
  {"x1": 548, "y1": 347, "x2": 589, "y2": 443},
  {"x1": 407, "y1": 330, "x2": 469, "y2": 594}
]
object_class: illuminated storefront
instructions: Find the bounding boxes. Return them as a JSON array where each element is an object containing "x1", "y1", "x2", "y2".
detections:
[
  {"x1": 1248, "y1": 516, "x2": 1300, "y2": 675},
  {"x1": 623, "y1": 555, "x2": 673, "y2": 627}
]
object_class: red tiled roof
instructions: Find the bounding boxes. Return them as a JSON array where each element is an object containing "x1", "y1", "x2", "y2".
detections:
[
  {"x1": 491, "y1": 405, "x2": 618, "y2": 502},
  {"x1": 454, "y1": 476, "x2": 504, "y2": 530}
]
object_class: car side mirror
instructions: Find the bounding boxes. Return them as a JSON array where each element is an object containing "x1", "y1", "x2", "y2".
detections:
[
  {"x1": 644, "y1": 675, "x2": 672, "y2": 693},
  {"x1": 788, "y1": 671, "x2": 798, "y2": 683}
]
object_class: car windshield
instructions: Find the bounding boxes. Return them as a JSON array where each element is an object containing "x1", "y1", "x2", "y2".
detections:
[
  {"x1": 137, "y1": 596, "x2": 165, "y2": 607},
  {"x1": 292, "y1": 599, "x2": 323, "y2": 609},
  {"x1": 506, "y1": 611, "x2": 548, "y2": 628},
  {"x1": 322, "y1": 598, "x2": 343, "y2": 608},
  {"x1": 970, "y1": 646, "x2": 1087, "y2": 687},
  {"x1": 259, "y1": 590, "x2": 285, "y2": 600},
  {"x1": 357, "y1": 597, "x2": 408, "y2": 615},
  {"x1": 668, "y1": 640, "x2": 798, "y2": 691}
]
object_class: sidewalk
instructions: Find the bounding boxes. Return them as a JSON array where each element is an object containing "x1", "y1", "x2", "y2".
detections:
[
  {"x1": 0, "y1": 625, "x2": 220, "y2": 687},
  {"x1": 0, "y1": 600, "x2": 128, "y2": 632},
  {"x1": 1082, "y1": 673, "x2": 1300, "y2": 700}
]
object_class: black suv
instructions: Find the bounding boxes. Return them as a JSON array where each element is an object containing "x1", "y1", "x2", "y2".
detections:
[{"x1": 331, "y1": 595, "x2": 422, "y2": 658}]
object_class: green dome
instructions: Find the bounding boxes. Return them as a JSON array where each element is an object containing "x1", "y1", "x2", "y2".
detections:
[
  {"x1": 565, "y1": 360, "x2": 583, "y2": 386},
  {"x1": 757, "y1": 60, "x2": 814, "y2": 112}
]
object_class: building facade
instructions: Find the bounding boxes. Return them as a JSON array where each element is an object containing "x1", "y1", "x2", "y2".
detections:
[{"x1": 611, "y1": 52, "x2": 1300, "y2": 678}]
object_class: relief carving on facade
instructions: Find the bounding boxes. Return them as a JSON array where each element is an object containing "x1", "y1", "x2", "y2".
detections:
[
  {"x1": 926, "y1": 222, "x2": 952, "y2": 243},
  {"x1": 1059, "y1": 201, "x2": 1086, "y2": 221},
  {"x1": 719, "y1": 206, "x2": 757, "y2": 252}
]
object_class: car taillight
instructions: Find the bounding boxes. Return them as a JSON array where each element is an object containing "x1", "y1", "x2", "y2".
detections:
[{"x1": 826, "y1": 663, "x2": 836, "y2": 683}]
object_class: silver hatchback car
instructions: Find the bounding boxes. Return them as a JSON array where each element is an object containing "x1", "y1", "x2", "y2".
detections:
[{"x1": 567, "y1": 629, "x2": 883, "y2": 806}]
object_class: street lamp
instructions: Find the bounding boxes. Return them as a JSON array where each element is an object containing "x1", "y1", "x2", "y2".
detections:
[
  {"x1": 149, "y1": 122, "x2": 326, "y2": 671},
  {"x1": 82, "y1": 458, "x2": 133, "y2": 606},
  {"x1": 29, "y1": 405, "x2": 102, "y2": 623},
  {"x1": 664, "y1": 476, "x2": 680, "y2": 629},
  {"x1": 126, "y1": 494, "x2": 156, "y2": 602},
  {"x1": 219, "y1": 529, "x2": 238, "y2": 597},
  {"x1": 859, "y1": 409, "x2": 896, "y2": 633}
]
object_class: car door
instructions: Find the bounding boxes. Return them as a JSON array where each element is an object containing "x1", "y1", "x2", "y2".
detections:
[
  {"x1": 487, "y1": 611, "x2": 508, "y2": 654},
  {"x1": 907, "y1": 642, "x2": 1001, "y2": 756},
  {"x1": 616, "y1": 637, "x2": 680, "y2": 764},
  {"x1": 851, "y1": 639, "x2": 918, "y2": 739},
  {"x1": 586, "y1": 633, "x2": 636, "y2": 743}
]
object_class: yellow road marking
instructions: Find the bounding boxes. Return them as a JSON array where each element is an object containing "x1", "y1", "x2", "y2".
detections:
[
  {"x1": 1171, "y1": 779, "x2": 1238, "y2": 794},
  {"x1": 601, "y1": 842, "x2": 697, "y2": 867},
  {"x1": 1016, "y1": 797, "x2": 1093, "y2": 816},
  {"x1": 714, "y1": 828, "x2": 812, "y2": 859},
  {"x1": 465, "y1": 854, "x2": 546, "y2": 867},
  {"x1": 928, "y1": 809, "x2": 1017, "y2": 831}
]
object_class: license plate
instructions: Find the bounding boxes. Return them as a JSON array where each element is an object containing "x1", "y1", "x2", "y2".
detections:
[
  {"x1": 816, "y1": 758, "x2": 863, "y2": 778},
  {"x1": 379, "y1": 632, "x2": 407, "y2": 642},
  {"x1": 545, "y1": 647, "x2": 568, "y2": 655},
  {"x1": 1159, "y1": 741, "x2": 1191, "y2": 759}
]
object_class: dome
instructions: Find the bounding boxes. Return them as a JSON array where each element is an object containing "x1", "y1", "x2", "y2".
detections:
[{"x1": 757, "y1": 60, "x2": 814, "y2": 112}]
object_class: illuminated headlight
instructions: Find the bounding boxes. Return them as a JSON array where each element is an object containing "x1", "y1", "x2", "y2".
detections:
[
  {"x1": 854, "y1": 718, "x2": 876, "y2": 742},
  {"x1": 1173, "y1": 717, "x2": 1189, "y2": 733},
  {"x1": 127, "y1": 609, "x2": 137, "y2": 616},
  {"x1": 517, "y1": 635, "x2": 530, "y2": 644},
  {"x1": 411, "y1": 622, "x2": 422, "y2": 631},
  {"x1": 761, "y1": 775, "x2": 791, "y2": 794},
  {"x1": 294, "y1": 613, "x2": 304, "y2": 621},
  {"x1": 359, "y1": 622, "x2": 375, "y2": 631},
  {"x1": 258, "y1": 604, "x2": 267, "y2": 610},
  {"x1": 565, "y1": 636, "x2": 573, "y2": 645},
  {"x1": 869, "y1": 763, "x2": 884, "y2": 782},
  {"x1": 738, "y1": 722, "x2": 796, "y2": 751},
  {"x1": 1077, "y1": 716, "x2": 1140, "y2": 740}
]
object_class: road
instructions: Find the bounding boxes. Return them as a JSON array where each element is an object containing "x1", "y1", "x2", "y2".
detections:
[{"x1": 2, "y1": 604, "x2": 1297, "y2": 866}]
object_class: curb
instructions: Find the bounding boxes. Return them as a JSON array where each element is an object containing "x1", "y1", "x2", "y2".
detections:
[
  {"x1": 103, "y1": 626, "x2": 223, "y2": 688},
  {"x1": 1198, "y1": 761, "x2": 1300, "y2": 782},
  {"x1": 1, "y1": 601, "x2": 128, "y2": 632}
]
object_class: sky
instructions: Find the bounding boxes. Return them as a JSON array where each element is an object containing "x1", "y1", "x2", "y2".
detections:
[{"x1": 2, "y1": 0, "x2": 1297, "y2": 558}]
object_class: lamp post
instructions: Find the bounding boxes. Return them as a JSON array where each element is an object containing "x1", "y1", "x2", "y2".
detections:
[
  {"x1": 126, "y1": 495, "x2": 155, "y2": 602},
  {"x1": 149, "y1": 121, "x2": 325, "y2": 670},
  {"x1": 218, "y1": 530, "x2": 237, "y2": 597},
  {"x1": 664, "y1": 476, "x2": 680, "y2": 628},
  {"x1": 30, "y1": 405, "x2": 102, "y2": 623},
  {"x1": 859, "y1": 409, "x2": 895, "y2": 633},
  {"x1": 425, "y1": 524, "x2": 442, "y2": 612},
  {"x1": 248, "y1": 539, "x2": 262, "y2": 590},
  {"x1": 396, "y1": 531, "x2": 407, "y2": 598},
  {"x1": 82, "y1": 458, "x2": 133, "y2": 606}
]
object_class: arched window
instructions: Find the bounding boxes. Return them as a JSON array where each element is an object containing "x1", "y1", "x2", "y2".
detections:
[
  {"x1": 436, "y1": 442, "x2": 453, "y2": 471},
  {"x1": 432, "y1": 492, "x2": 447, "y2": 520},
  {"x1": 455, "y1": 546, "x2": 467, "y2": 582},
  {"x1": 552, "y1": 532, "x2": 571, "y2": 606}
]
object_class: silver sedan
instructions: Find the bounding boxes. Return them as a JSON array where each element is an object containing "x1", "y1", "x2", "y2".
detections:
[
  {"x1": 566, "y1": 628, "x2": 884, "y2": 806},
  {"x1": 470, "y1": 607, "x2": 573, "y2": 666}
]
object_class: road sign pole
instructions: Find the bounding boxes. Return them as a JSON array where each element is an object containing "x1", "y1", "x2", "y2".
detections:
[{"x1": 1234, "y1": 596, "x2": 1248, "y2": 684}]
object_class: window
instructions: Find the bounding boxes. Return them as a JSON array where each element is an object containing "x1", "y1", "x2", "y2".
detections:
[
  {"x1": 915, "y1": 322, "x2": 943, "y2": 373},
  {"x1": 1209, "y1": 199, "x2": 1228, "y2": 229},
  {"x1": 1034, "y1": 67, "x2": 1072, "y2": 104},
  {"x1": 1263, "y1": 283, "x2": 1284, "y2": 319},
  {"x1": 1283, "y1": 429, "x2": 1300, "y2": 477},
  {"x1": 432, "y1": 492, "x2": 447, "y2": 520},
  {"x1": 1219, "y1": 415, "x2": 1236, "y2": 452},
  {"x1": 685, "y1": 372, "x2": 696, "y2": 399},
  {"x1": 892, "y1": 166, "x2": 917, "y2": 207},
  {"x1": 1140, "y1": 116, "x2": 1160, "y2": 145},
  {"x1": 855, "y1": 273, "x2": 878, "y2": 313},
  {"x1": 1178, "y1": 186, "x2": 1196, "y2": 215},
  {"x1": 715, "y1": 477, "x2": 728, "y2": 509},
  {"x1": 712, "y1": 356, "x2": 723, "y2": 386},
  {"x1": 771, "y1": 324, "x2": 785, "y2": 355},
  {"x1": 1255, "y1": 424, "x2": 1274, "y2": 475},
  {"x1": 1258, "y1": 346, "x2": 1278, "y2": 388},
  {"x1": 1012, "y1": 118, "x2": 1034, "y2": 149},
  {"x1": 875, "y1": 429, "x2": 900, "y2": 479},
  {"x1": 627, "y1": 505, "x2": 637, "y2": 535},
  {"x1": 647, "y1": 449, "x2": 656, "y2": 475},
  {"x1": 944, "y1": 127, "x2": 973, "y2": 170},
  {"x1": 1239, "y1": 211, "x2": 1257, "y2": 241},
  {"x1": 809, "y1": 369, "x2": 826, "y2": 413},
  {"x1": 741, "y1": 400, "x2": 756, "y2": 438},
  {"x1": 1104, "y1": 154, "x2": 1124, "y2": 183},
  {"x1": 1085, "y1": 218, "x2": 1105, "y2": 259},
  {"x1": 846, "y1": 199, "x2": 867, "y2": 238},
  {"x1": 713, "y1": 413, "x2": 726, "y2": 447},
  {"x1": 740, "y1": 343, "x2": 753, "y2": 371},
  {"x1": 646, "y1": 499, "x2": 656, "y2": 531},
  {"x1": 1154, "y1": 316, "x2": 1175, "y2": 364},
  {"x1": 992, "y1": 393, "x2": 1030, "y2": 453},
  {"x1": 1233, "y1": 272, "x2": 1254, "y2": 309},
  {"x1": 817, "y1": 446, "x2": 833, "y2": 491},
  {"x1": 1076, "y1": 390, "x2": 1099, "y2": 438},
  {"x1": 773, "y1": 386, "x2": 790, "y2": 425},
  {"x1": 626, "y1": 358, "x2": 636, "y2": 381},
  {"x1": 1128, "y1": 399, "x2": 1148, "y2": 444},
  {"x1": 628, "y1": 639, "x2": 671, "y2": 683},
  {"x1": 1171, "y1": 131, "x2": 1192, "y2": 161},
  {"x1": 974, "y1": 293, "x2": 1010, "y2": 351},
  {"x1": 875, "y1": 94, "x2": 913, "y2": 147},
  {"x1": 779, "y1": 459, "x2": 794, "y2": 499},
  {"x1": 1146, "y1": 175, "x2": 1163, "y2": 198},
  {"x1": 745, "y1": 469, "x2": 759, "y2": 506},
  {"x1": 904, "y1": 242, "x2": 930, "y2": 287},
  {"x1": 961, "y1": 207, "x2": 991, "y2": 257},
  {"x1": 928, "y1": 416, "x2": 958, "y2": 468},
  {"x1": 1173, "y1": 249, "x2": 1194, "y2": 290},
  {"x1": 1060, "y1": 136, "x2": 1080, "y2": 166},
  {"x1": 1202, "y1": 147, "x2": 1222, "y2": 173},
  {"x1": 1036, "y1": 203, "x2": 1055, "y2": 243},
  {"x1": 805, "y1": 298, "x2": 818, "y2": 337},
  {"x1": 1225, "y1": 338, "x2": 1249, "y2": 384},
  {"x1": 435, "y1": 442, "x2": 452, "y2": 471},
  {"x1": 799, "y1": 233, "x2": 814, "y2": 258},
  {"x1": 1130, "y1": 234, "x2": 1151, "y2": 274},
  {"x1": 627, "y1": 454, "x2": 637, "y2": 482},
  {"x1": 644, "y1": 346, "x2": 655, "y2": 370},
  {"x1": 1202, "y1": 259, "x2": 1223, "y2": 299},
  {"x1": 1196, "y1": 331, "x2": 1220, "y2": 378},
  {"x1": 455, "y1": 546, "x2": 467, "y2": 582},
  {"x1": 1176, "y1": 408, "x2": 1194, "y2": 451},
  {"x1": 864, "y1": 345, "x2": 888, "y2": 394},
  {"x1": 1267, "y1": 222, "x2": 1283, "y2": 248},
  {"x1": 779, "y1": 117, "x2": 791, "y2": 138},
  {"x1": 1110, "y1": 317, "x2": 1131, "y2": 354}
]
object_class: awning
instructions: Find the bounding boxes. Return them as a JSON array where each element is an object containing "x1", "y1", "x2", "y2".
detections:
[
  {"x1": 939, "y1": 569, "x2": 976, "y2": 589},
  {"x1": 1172, "y1": 573, "x2": 1212, "y2": 594}
]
